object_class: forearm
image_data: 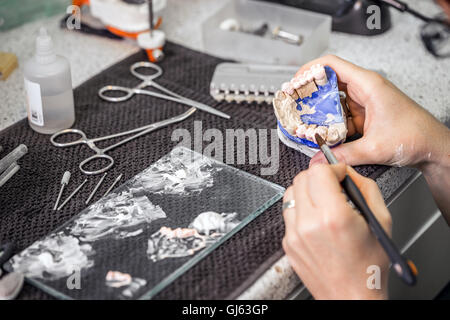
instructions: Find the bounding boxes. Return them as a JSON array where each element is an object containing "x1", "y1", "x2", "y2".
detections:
[{"x1": 420, "y1": 123, "x2": 450, "y2": 225}]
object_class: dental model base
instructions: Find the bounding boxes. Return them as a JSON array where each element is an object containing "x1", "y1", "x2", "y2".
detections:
[
  {"x1": 273, "y1": 64, "x2": 348, "y2": 157},
  {"x1": 210, "y1": 63, "x2": 298, "y2": 104}
]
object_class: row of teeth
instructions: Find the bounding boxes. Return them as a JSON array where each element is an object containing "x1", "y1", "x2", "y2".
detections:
[
  {"x1": 211, "y1": 91, "x2": 274, "y2": 104},
  {"x1": 281, "y1": 64, "x2": 328, "y2": 100},
  {"x1": 295, "y1": 123, "x2": 341, "y2": 145}
]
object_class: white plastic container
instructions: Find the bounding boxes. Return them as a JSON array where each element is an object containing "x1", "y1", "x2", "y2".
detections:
[
  {"x1": 201, "y1": 0, "x2": 331, "y2": 66},
  {"x1": 23, "y1": 27, "x2": 75, "y2": 134}
]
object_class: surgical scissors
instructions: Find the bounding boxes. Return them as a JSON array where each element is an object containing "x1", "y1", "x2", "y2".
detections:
[
  {"x1": 98, "y1": 61, "x2": 231, "y2": 119},
  {"x1": 50, "y1": 107, "x2": 196, "y2": 175}
]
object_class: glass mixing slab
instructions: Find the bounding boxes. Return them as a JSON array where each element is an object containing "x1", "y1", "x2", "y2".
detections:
[{"x1": 5, "y1": 147, "x2": 285, "y2": 299}]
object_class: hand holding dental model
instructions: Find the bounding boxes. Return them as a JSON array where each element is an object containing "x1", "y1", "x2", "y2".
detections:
[
  {"x1": 273, "y1": 62, "x2": 348, "y2": 156},
  {"x1": 282, "y1": 55, "x2": 450, "y2": 299}
]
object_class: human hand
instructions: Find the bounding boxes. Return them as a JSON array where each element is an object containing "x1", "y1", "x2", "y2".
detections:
[
  {"x1": 282, "y1": 163, "x2": 392, "y2": 300},
  {"x1": 296, "y1": 55, "x2": 449, "y2": 171}
]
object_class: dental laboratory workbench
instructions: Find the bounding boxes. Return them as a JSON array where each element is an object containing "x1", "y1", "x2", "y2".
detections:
[{"x1": 0, "y1": 0, "x2": 449, "y2": 300}]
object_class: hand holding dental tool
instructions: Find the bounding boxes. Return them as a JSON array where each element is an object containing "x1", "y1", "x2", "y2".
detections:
[
  {"x1": 98, "y1": 61, "x2": 230, "y2": 120},
  {"x1": 315, "y1": 134, "x2": 417, "y2": 286}
]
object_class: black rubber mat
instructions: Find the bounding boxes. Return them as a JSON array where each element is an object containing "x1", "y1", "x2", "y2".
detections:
[{"x1": 0, "y1": 42, "x2": 389, "y2": 299}]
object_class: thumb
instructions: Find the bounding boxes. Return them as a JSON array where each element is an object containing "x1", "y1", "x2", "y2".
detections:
[{"x1": 309, "y1": 138, "x2": 373, "y2": 167}]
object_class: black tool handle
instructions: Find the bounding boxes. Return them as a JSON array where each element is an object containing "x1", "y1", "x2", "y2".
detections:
[{"x1": 341, "y1": 175, "x2": 417, "y2": 286}]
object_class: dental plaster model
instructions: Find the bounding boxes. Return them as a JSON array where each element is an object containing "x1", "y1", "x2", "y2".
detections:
[{"x1": 273, "y1": 64, "x2": 348, "y2": 157}]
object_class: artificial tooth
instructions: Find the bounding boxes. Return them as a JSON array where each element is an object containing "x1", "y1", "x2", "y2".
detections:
[
  {"x1": 295, "y1": 124, "x2": 307, "y2": 139},
  {"x1": 305, "y1": 126, "x2": 317, "y2": 142},
  {"x1": 311, "y1": 64, "x2": 328, "y2": 86},
  {"x1": 282, "y1": 82, "x2": 299, "y2": 100},
  {"x1": 315, "y1": 126, "x2": 328, "y2": 142}
]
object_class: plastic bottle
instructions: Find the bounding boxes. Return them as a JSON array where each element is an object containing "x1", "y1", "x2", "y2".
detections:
[{"x1": 23, "y1": 27, "x2": 75, "y2": 134}]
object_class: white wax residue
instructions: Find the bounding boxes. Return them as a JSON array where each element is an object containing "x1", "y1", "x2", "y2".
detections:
[
  {"x1": 9, "y1": 233, "x2": 94, "y2": 280},
  {"x1": 147, "y1": 212, "x2": 240, "y2": 262},
  {"x1": 189, "y1": 211, "x2": 240, "y2": 236},
  {"x1": 134, "y1": 147, "x2": 221, "y2": 195},
  {"x1": 105, "y1": 270, "x2": 146, "y2": 298},
  {"x1": 70, "y1": 190, "x2": 166, "y2": 242},
  {"x1": 147, "y1": 227, "x2": 207, "y2": 262}
]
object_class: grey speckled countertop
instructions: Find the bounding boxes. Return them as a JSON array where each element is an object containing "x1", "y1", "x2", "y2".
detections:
[{"x1": 0, "y1": 0, "x2": 448, "y2": 300}]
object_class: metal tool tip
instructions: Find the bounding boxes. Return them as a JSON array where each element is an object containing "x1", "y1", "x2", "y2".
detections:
[
  {"x1": 315, "y1": 134, "x2": 326, "y2": 147},
  {"x1": 62, "y1": 171, "x2": 71, "y2": 184}
]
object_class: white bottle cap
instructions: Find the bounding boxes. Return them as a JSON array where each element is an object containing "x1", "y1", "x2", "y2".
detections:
[{"x1": 35, "y1": 27, "x2": 56, "y2": 64}]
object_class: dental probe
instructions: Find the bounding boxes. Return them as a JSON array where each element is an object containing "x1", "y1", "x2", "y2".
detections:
[
  {"x1": 103, "y1": 174, "x2": 123, "y2": 197},
  {"x1": 315, "y1": 134, "x2": 417, "y2": 286},
  {"x1": 86, "y1": 172, "x2": 107, "y2": 205},
  {"x1": 57, "y1": 179, "x2": 88, "y2": 211},
  {"x1": 53, "y1": 171, "x2": 71, "y2": 211}
]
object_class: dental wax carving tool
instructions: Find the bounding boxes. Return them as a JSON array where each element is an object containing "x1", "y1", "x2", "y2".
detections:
[
  {"x1": 85, "y1": 172, "x2": 107, "y2": 205},
  {"x1": 273, "y1": 64, "x2": 348, "y2": 157},
  {"x1": 53, "y1": 171, "x2": 71, "y2": 210},
  {"x1": 104, "y1": 174, "x2": 123, "y2": 197},
  {"x1": 315, "y1": 134, "x2": 418, "y2": 286},
  {"x1": 57, "y1": 179, "x2": 88, "y2": 211}
]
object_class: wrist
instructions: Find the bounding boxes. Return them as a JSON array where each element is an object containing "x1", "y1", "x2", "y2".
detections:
[{"x1": 418, "y1": 124, "x2": 450, "y2": 176}]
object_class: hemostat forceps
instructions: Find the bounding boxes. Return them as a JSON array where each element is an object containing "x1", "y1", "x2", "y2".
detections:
[
  {"x1": 51, "y1": 107, "x2": 196, "y2": 175},
  {"x1": 98, "y1": 61, "x2": 230, "y2": 119}
]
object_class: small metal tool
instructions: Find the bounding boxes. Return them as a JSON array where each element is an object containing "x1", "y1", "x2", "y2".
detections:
[
  {"x1": 272, "y1": 26, "x2": 303, "y2": 45},
  {"x1": 53, "y1": 171, "x2": 71, "y2": 211},
  {"x1": 0, "y1": 163, "x2": 20, "y2": 188},
  {"x1": 148, "y1": 0, "x2": 154, "y2": 36},
  {"x1": 98, "y1": 61, "x2": 230, "y2": 119},
  {"x1": 86, "y1": 172, "x2": 107, "y2": 205},
  {"x1": 57, "y1": 179, "x2": 88, "y2": 211},
  {"x1": 51, "y1": 107, "x2": 196, "y2": 175},
  {"x1": 104, "y1": 174, "x2": 123, "y2": 197},
  {"x1": 0, "y1": 144, "x2": 27, "y2": 174}
]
